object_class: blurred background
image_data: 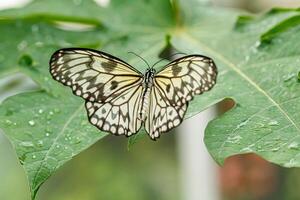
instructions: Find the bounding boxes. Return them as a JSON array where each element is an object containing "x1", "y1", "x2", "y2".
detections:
[{"x1": 1, "y1": 0, "x2": 300, "y2": 200}]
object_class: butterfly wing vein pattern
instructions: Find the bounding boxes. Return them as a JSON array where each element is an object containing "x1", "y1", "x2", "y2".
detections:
[
  {"x1": 86, "y1": 82, "x2": 143, "y2": 136},
  {"x1": 50, "y1": 48, "x2": 217, "y2": 140},
  {"x1": 155, "y1": 55, "x2": 218, "y2": 106},
  {"x1": 50, "y1": 48, "x2": 142, "y2": 103}
]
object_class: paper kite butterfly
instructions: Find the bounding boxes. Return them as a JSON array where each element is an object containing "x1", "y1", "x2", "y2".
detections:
[{"x1": 49, "y1": 48, "x2": 217, "y2": 140}]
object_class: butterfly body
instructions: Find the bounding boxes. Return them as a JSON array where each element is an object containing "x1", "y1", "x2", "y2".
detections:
[
  {"x1": 139, "y1": 68, "x2": 156, "y2": 121},
  {"x1": 50, "y1": 48, "x2": 217, "y2": 140}
]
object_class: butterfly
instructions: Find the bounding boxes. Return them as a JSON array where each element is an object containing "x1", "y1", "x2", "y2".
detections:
[{"x1": 49, "y1": 48, "x2": 217, "y2": 140}]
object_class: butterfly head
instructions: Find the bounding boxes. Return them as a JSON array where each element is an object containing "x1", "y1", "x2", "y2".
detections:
[{"x1": 146, "y1": 68, "x2": 156, "y2": 76}]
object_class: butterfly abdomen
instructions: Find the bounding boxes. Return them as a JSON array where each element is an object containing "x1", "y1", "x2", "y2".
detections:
[
  {"x1": 138, "y1": 86, "x2": 151, "y2": 121},
  {"x1": 138, "y1": 68, "x2": 155, "y2": 121}
]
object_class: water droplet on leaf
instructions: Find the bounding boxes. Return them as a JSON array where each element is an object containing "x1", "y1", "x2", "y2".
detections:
[
  {"x1": 288, "y1": 141, "x2": 299, "y2": 150},
  {"x1": 75, "y1": 136, "x2": 82, "y2": 144},
  {"x1": 255, "y1": 40, "x2": 261, "y2": 48},
  {"x1": 28, "y1": 120, "x2": 35, "y2": 126},
  {"x1": 271, "y1": 147, "x2": 280, "y2": 152},
  {"x1": 37, "y1": 140, "x2": 44, "y2": 147},
  {"x1": 227, "y1": 135, "x2": 242, "y2": 144},
  {"x1": 20, "y1": 141, "x2": 34, "y2": 147},
  {"x1": 268, "y1": 120, "x2": 279, "y2": 126},
  {"x1": 245, "y1": 55, "x2": 250, "y2": 62},
  {"x1": 35, "y1": 41, "x2": 44, "y2": 47},
  {"x1": 17, "y1": 40, "x2": 28, "y2": 51},
  {"x1": 283, "y1": 73, "x2": 295, "y2": 82},
  {"x1": 5, "y1": 119, "x2": 12, "y2": 125}
]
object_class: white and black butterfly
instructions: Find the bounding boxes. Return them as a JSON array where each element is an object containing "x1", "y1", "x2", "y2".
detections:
[{"x1": 49, "y1": 48, "x2": 217, "y2": 140}]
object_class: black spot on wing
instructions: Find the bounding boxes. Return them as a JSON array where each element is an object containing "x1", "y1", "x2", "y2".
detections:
[
  {"x1": 110, "y1": 80, "x2": 118, "y2": 90},
  {"x1": 171, "y1": 65, "x2": 182, "y2": 76},
  {"x1": 101, "y1": 60, "x2": 117, "y2": 72},
  {"x1": 166, "y1": 84, "x2": 171, "y2": 93}
]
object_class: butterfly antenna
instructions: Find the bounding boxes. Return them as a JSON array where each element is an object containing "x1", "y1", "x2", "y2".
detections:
[
  {"x1": 128, "y1": 52, "x2": 150, "y2": 68},
  {"x1": 151, "y1": 52, "x2": 187, "y2": 68}
]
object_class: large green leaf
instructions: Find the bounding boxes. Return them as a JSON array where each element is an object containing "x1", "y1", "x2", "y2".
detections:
[
  {"x1": 0, "y1": 0, "x2": 300, "y2": 199},
  {"x1": 171, "y1": 7, "x2": 300, "y2": 166}
]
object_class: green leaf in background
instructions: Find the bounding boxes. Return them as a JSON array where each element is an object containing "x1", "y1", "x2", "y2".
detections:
[
  {"x1": 171, "y1": 7, "x2": 300, "y2": 166},
  {"x1": 0, "y1": 0, "x2": 300, "y2": 199},
  {"x1": 0, "y1": 18, "x2": 106, "y2": 93},
  {"x1": 200, "y1": 12, "x2": 300, "y2": 167}
]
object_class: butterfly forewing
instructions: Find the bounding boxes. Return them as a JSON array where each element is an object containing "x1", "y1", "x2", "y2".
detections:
[
  {"x1": 50, "y1": 48, "x2": 143, "y2": 102},
  {"x1": 154, "y1": 55, "x2": 217, "y2": 106}
]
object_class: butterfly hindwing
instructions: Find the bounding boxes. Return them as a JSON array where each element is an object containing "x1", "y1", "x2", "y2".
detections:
[
  {"x1": 145, "y1": 86, "x2": 188, "y2": 139},
  {"x1": 49, "y1": 48, "x2": 143, "y2": 102},
  {"x1": 86, "y1": 79, "x2": 143, "y2": 136},
  {"x1": 154, "y1": 55, "x2": 217, "y2": 106}
]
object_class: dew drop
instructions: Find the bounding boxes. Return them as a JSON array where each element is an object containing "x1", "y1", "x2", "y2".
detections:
[
  {"x1": 35, "y1": 41, "x2": 44, "y2": 47},
  {"x1": 254, "y1": 40, "x2": 261, "y2": 48},
  {"x1": 227, "y1": 135, "x2": 242, "y2": 144},
  {"x1": 38, "y1": 109, "x2": 44, "y2": 114},
  {"x1": 271, "y1": 147, "x2": 280, "y2": 152},
  {"x1": 75, "y1": 136, "x2": 82, "y2": 144},
  {"x1": 288, "y1": 141, "x2": 299, "y2": 150},
  {"x1": 49, "y1": 111, "x2": 54, "y2": 115},
  {"x1": 32, "y1": 155, "x2": 36, "y2": 159},
  {"x1": 17, "y1": 40, "x2": 28, "y2": 51},
  {"x1": 245, "y1": 55, "x2": 250, "y2": 62},
  {"x1": 284, "y1": 158, "x2": 296, "y2": 167},
  {"x1": 20, "y1": 141, "x2": 34, "y2": 147},
  {"x1": 37, "y1": 140, "x2": 44, "y2": 147},
  {"x1": 64, "y1": 146, "x2": 68, "y2": 150},
  {"x1": 28, "y1": 120, "x2": 35, "y2": 126},
  {"x1": 283, "y1": 73, "x2": 295, "y2": 82},
  {"x1": 268, "y1": 120, "x2": 279, "y2": 126},
  {"x1": 5, "y1": 119, "x2": 12, "y2": 125},
  {"x1": 240, "y1": 144, "x2": 255, "y2": 152},
  {"x1": 45, "y1": 132, "x2": 50, "y2": 137}
]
